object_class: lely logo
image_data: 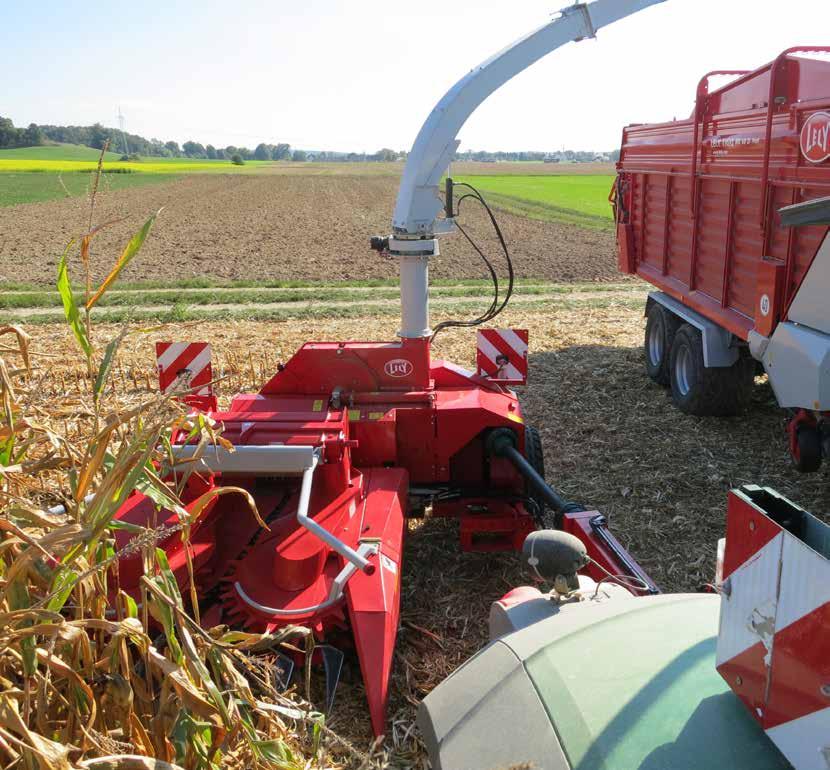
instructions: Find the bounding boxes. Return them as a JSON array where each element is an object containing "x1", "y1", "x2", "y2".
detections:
[
  {"x1": 800, "y1": 112, "x2": 830, "y2": 164},
  {"x1": 384, "y1": 358, "x2": 413, "y2": 378}
]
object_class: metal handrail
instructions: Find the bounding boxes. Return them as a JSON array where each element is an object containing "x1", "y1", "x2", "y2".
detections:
[
  {"x1": 760, "y1": 47, "x2": 830, "y2": 230},
  {"x1": 689, "y1": 69, "x2": 750, "y2": 215}
]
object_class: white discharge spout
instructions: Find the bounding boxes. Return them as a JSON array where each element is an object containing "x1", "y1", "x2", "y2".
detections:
[{"x1": 387, "y1": 0, "x2": 666, "y2": 337}]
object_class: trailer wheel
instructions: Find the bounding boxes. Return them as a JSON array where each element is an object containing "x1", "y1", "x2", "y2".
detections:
[
  {"x1": 644, "y1": 303, "x2": 680, "y2": 385},
  {"x1": 524, "y1": 426, "x2": 547, "y2": 526},
  {"x1": 669, "y1": 324, "x2": 754, "y2": 416},
  {"x1": 792, "y1": 424, "x2": 822, "y2": 473}
]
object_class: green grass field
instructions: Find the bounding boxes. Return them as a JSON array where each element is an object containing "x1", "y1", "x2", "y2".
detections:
[
  {"x1": 0, "y1": 142, "x2": 274, "y2": 205},
  {"x1": 0, "y1": 278, "x2": 634, "y2": 310},
  {"x1": 0, "y1": 277, "x2": 643, "y2": 324},
  {"x1": 0, "y1": 171, "x2": 178, "y2": 206},
  {"x1": 454, "y1": 174, "x2": 615, "y2": 229},
  {"x1": 0, "y1": 143, "x2": 123, "y2": 161}
]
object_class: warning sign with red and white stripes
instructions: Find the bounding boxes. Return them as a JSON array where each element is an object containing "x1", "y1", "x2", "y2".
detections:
[
  {"x1": 156, "y1": 342, "x2": 213, "y2": 397},
  {"x1": 716, "y1": 489, "x2": 830, "y2": 769},
  {"x1": 476, "y1": 329, "x2": 528, "y2": 385}
]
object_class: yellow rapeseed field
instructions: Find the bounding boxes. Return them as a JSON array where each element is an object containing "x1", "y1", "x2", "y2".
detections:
[{"x1": 0, "y1": 158, "x2": 274, "y2": 173}]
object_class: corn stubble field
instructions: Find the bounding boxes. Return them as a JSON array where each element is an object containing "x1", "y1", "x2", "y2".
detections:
[{"x1": 2, "y1": 157, "x2": 829, "y2": 769}]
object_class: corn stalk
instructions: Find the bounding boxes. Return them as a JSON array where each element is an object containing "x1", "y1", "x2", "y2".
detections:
[{"x1": 0, "y1": 199, "x2": 355, "y2": 769}]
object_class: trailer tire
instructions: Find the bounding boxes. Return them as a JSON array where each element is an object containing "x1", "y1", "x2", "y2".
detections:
[
  {"x1": 669, "y1": 324, "x2": 754, "y2": 416},
  {"x1": 524, "y1": 426, "x2": 547, "y2": 525},
  {"x1": 792, "y1": 424, "x2": 822, "y2": 473},
  {"x1": 644, "y1": 303, "x2": 681, "y2": 385}
]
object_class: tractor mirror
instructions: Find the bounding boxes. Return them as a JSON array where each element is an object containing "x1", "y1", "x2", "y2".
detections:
[{"x1": 522, "y1": 530, "x2": 589, "y2": 590}]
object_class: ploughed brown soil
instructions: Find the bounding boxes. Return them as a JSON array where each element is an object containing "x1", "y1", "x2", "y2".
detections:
[{"x1": 0, "y1": 171, "x2": 617, "y2": 286}]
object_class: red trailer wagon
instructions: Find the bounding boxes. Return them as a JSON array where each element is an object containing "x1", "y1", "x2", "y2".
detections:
[{"x1": 614, "y1": 48, "x2": 830, "y2": 471}]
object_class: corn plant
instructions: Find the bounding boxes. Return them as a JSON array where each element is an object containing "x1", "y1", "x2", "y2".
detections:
[{"x1": 0, "y1": 153, "x2": 348, "y2": 769}]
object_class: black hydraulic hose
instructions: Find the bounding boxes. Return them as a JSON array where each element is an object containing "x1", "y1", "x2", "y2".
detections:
[
  {"x1": 487, "y1": 429, "x2": 584, "y2": 515},
  {"x1": 430, "y1": 181, "x2": 514, "y2": 341}
]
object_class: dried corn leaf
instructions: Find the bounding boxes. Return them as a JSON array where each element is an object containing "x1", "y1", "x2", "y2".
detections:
[{"x1": 78, "y1": 756, "x2": 184, "y2": 770}]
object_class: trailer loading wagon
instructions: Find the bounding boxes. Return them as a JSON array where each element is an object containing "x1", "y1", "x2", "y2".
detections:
[{"x1": 613, "y1": 48, "x2": 830, "y2": 471}]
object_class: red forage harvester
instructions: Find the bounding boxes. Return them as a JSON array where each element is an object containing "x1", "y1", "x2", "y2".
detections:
[
  {"x1": 109, "y1": 0, "x2": 667, "y2": 734},
  {"x1": 110, "y1": 328, "x2": 655, "y2": 735}
]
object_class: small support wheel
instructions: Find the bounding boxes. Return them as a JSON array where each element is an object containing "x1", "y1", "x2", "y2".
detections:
[
  {"x1": 790, "y1": 413, "x2": 822, "y2": 473},
  {"x1": 644, "y1": 303, "x2": 680, "y2": 385}
]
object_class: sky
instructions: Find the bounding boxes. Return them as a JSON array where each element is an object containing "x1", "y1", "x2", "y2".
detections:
[{"x1": 2, "y1": 0, "x2": 829, "y2": 154}]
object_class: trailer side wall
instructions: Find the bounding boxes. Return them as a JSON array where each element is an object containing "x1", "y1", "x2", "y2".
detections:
[{"x1": 616, "y1": 51, "x2": 830, "y2": 342}]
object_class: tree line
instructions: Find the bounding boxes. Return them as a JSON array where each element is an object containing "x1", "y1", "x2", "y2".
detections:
[
  {"x1": 0, "y1": 116, "x2": 617, "y2": 163},
  {"x1": 0, "y1": 117, "x2": 405, "y2": 162},
  {"x1": 455, "y1": 148, "x2": 620, "y2": 163},
  {"x1": 0, "y1": 117, "x2": 45, "y2": 149}
]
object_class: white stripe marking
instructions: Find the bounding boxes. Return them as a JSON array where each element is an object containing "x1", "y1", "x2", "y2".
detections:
[
  {"x1": 765, "y1": 705, "x2": 830, "y2": 769},
  {"x1": 498, "y1": 329, "x2": 527, "y2": 357},
  {"x1": 157, "y1": 342, "x2": 188, "y2": 372},
  {"x1": 182, "y1": 346, "x2": 212, "y2": 381},
  {"x1": 775, "y1": 532, "x2": 830, "y2": 633},
  {"x1": 160, "y1": 345, "x2": 211, "y2": 393},
  {"x1": 716, "y1": 532, "x2": 783, "y2": 667},
  {"x1": 477, "y1": 334, "x2": 503, "y2": 368},
  {"x1": 503, "y1": 363, "x2": 522, "y2": 380},
  {"x1": 477, "y1": 334, "x2": 522, "y2": 380}
]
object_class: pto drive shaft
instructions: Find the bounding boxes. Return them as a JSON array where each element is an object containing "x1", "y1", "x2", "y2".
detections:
[{"x1": 487, "y1": 428, "x2": 584, "y2": 516}]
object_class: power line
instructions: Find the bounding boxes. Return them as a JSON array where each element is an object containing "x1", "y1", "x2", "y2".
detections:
[{"x1": 117, "y1": 106, "x2": 130, "y2": 155}]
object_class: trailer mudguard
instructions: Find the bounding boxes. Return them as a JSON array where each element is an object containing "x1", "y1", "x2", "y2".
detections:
[{"x1": 647, "y1": 291, "x2": 739, "y2": 367}]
